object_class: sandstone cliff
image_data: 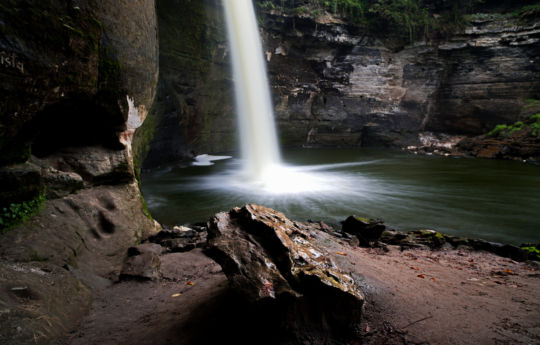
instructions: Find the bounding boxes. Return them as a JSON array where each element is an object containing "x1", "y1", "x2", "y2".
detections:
[{"x1": 0, "y1": 1, "x2": 159, "y2": 344}]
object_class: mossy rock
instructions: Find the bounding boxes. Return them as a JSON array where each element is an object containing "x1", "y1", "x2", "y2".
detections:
[
  {"x1": 341, "y1": 215, "x2": 386, "y2": 246},
  {"x1": 407, "y1": 229, "x2": 447, "y2": 248}
]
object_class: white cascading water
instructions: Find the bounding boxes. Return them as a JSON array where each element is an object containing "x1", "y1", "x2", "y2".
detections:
[
  {"x1": 221, "y1": 0, "x2": 362, "y2": 195},
  {"x1": 223, "y1": 0, "x2": 281, "y2": 180}
]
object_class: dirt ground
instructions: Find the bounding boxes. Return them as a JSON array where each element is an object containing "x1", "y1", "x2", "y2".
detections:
[{"x1": 65, "y1": 235, "x2": 540, "y2": 345}]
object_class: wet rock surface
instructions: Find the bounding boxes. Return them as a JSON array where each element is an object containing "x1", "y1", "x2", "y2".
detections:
[
  {"x1": 206, "y1": 204, "x2": 365, "y2": 343},
  {"x1": 337, "y1": 216, "x2": 540, "y2": 262}
]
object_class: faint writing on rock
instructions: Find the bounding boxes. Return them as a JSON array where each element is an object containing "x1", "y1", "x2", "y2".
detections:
[{"x1": 0, "y1": 51, "x2": 24, "y2": 73}]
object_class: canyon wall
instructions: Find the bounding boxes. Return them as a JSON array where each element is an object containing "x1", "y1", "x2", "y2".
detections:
[
  {"x1": 147, "y1": 1, "x2": 539, "y2": 164},
  {"x1": 264, "y1": 10, "x2": 539, "y2": 147},
  {"x1": 141, "y1": 0, "x2": 235, "y2": 167},
  {"x1": 0, "y1": 1, "x2": 159, "y2": 344}
]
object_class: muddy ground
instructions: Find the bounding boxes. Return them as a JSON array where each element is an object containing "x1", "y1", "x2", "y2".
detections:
[{"x1": 65, "y1": 233, "x2": 540, "y2": 345}]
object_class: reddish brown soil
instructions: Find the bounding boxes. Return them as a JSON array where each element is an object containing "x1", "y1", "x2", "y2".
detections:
[{"x1": 66, "y1": 238, "x2": 540, "y2": 345}]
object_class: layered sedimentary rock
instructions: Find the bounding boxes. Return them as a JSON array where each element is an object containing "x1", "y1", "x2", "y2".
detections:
[
  {"x1": 142, "y1": 0, "x2": 235, "y2": 168},
  {"x1": 0, "y1": 1, "x2": 159, "y2": 344},
  {"x1": 148, "y1": 2, "x2": 539, "y2": 163},
  {"x1": 263, "y1": 11, "x2": 540, "y2": 147}
]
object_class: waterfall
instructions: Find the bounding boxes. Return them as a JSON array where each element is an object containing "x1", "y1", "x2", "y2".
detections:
[
  {"x1": 223, "y1": 0, "x2": 281, "y2": 180},
  {"x1": 222, "y1": 0, "x2": 334, "y2": 195}
]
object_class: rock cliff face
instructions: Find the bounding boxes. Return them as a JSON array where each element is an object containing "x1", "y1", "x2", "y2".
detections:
[
  {"x1": 148, "y1": 2, "x2": 539, "y2": 163},
  {"x1": 263, "y1": 11, "x2": 539, "y2": 147},
  {"x1": 0, "y1": 1, "x2": 159, "y2": 344},
  {"x1": 143, "y1": 0, "x2": 234, "y2": 168}
]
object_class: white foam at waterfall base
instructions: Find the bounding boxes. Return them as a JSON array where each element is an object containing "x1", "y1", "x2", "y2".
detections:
[
  {"x1": 223, "y1": 0, "x2": 357, "y2": 195},
  {"x1": 197, "y1": 158, "x2": 378, "y2": 197},
  {"x1": 230, "y1": 164, "x2": 343, "y2": 195}
]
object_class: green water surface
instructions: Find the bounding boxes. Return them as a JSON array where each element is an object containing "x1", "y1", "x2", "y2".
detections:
[{"x1": 141, "y1": 148, "x2": 540, "y2": 245}]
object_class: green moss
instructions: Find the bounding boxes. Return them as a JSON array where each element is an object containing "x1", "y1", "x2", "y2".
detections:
[
  {"x1": 353, "y1": 216, "x2": 371, "y2": 223},
  {"x1": 508, "y1": 121, "x2": 524, "y2": 134},
  {"x1": 511, "y1": 3, "x2": 540, "y2": 17},
  {"x1": 530, "y1": 113, "x2": 540, "y2": 136},
  {"x1": 0, "y1": 191, "x2": 45, "y2": 234},
  {"x1": 489, "y1": 112, "x2": 540, "y2": 137},
  {"x1": 134, "y1": 166, "x2": 153, "y2": 222},
  {"x1": 520, "y1": 246, "x2": 540, "y2": 260},
  {"x1": 132, "y1": 107, "x2": 156, "y2": 173}
]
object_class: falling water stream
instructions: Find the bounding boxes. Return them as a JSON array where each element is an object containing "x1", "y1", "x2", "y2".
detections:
[
  {"x1": 223, "y1": 0, "x2": 281, "y2": 180},
  {"x1": 222, "y1": 0, "x2": 351, "y2": 194}
]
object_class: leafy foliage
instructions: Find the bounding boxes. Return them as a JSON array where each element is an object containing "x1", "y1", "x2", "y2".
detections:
[
  {"x1": 530, "y1": 113, "x2": 540, "y2": 136},
  {"x1": 487, "y1": 115, "x2": 540, "y2": 137},
  {"x1": 255, "y1": 0, "x2": 531, "y2": 45},
  {"x1": 0, "y1": 193, "x2": 45, "y2": 233},
  {"x1": 520, "y1": 246, "x2": 540, "y2": 261}
]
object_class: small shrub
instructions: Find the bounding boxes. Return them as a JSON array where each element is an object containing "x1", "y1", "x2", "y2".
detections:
[
  {"x1": 531, "y1": 113, "x2": 540, "y2": 135},
  {"x1": 487, "y1": 120, "x2": 530, "y2": 137},
  {"x1": 487, "y1": 124, "x2": 508, "y2": 137},
  {"x1": 508, "y1": 121, "x2": 524, "y2": 134},
  {"x1": 521, "y1": 246, "x2": 540, "y2": 260},
  {"x1": 0, "y1": 193, "x2": 46, "y2": 233}
]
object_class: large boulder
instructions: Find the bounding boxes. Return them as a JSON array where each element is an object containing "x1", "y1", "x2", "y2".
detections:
[{"x1": 207, "y1": 204, "x2": 364, "y2": 343}]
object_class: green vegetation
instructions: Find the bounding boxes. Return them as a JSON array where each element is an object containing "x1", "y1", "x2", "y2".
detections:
[
  {"x1": 0, "y1": 192, "x2": 45, "y2": 233},
  {"x1": 256, "y1": 0, "x2": 538, "y2": 45},
  {"x1": 132, "y1": 118, "x2": 154, "y2": 222},
  {"x1": 520, "y1": 246, "x2": 540, "y2": 261},
  {"x1": 530, "y1": 113, "x2": 540, "y2": 136},
  {"x1": 524, "y1": 98, "x2": 540, "y2": 110},
  {"x1": 487, "y1": 114, "x2": 540, "y2": 137}
]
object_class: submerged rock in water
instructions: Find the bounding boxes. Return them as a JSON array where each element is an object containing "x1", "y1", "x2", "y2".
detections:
[{"x1": 207, "y1": 204, "x2": 364, "y2": 341}]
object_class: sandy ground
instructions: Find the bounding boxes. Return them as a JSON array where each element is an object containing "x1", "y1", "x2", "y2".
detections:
[{"x1": 65, "y1": 236, "x2": 540, "y2": 345}]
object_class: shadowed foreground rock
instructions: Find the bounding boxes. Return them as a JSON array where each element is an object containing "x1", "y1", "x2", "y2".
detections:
[{"x1": 207, "y1": 204, "x2": 364, "y2": 344}]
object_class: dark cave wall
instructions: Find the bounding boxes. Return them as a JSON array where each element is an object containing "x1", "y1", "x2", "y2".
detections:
[
  {"x1": 0, "y1": 0, "x2": 159, "y2": 166},
  {"x1": 0, "y1": 1, "x2": 160, "y2": 344},
  {"x1": 141, "y1": 0, "x2": 235, "y2": 168}
]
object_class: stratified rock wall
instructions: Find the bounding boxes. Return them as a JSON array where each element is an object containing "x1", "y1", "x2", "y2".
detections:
[
  {"x1": 143, "y1": 0, "x2": 235, "y2": 168},
  {"x1": 148, "y1": 3, "x2": 539, "y2": 163},
  {"x1": 262, "y1": 11, "x2": 540, "y2": 147}
]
